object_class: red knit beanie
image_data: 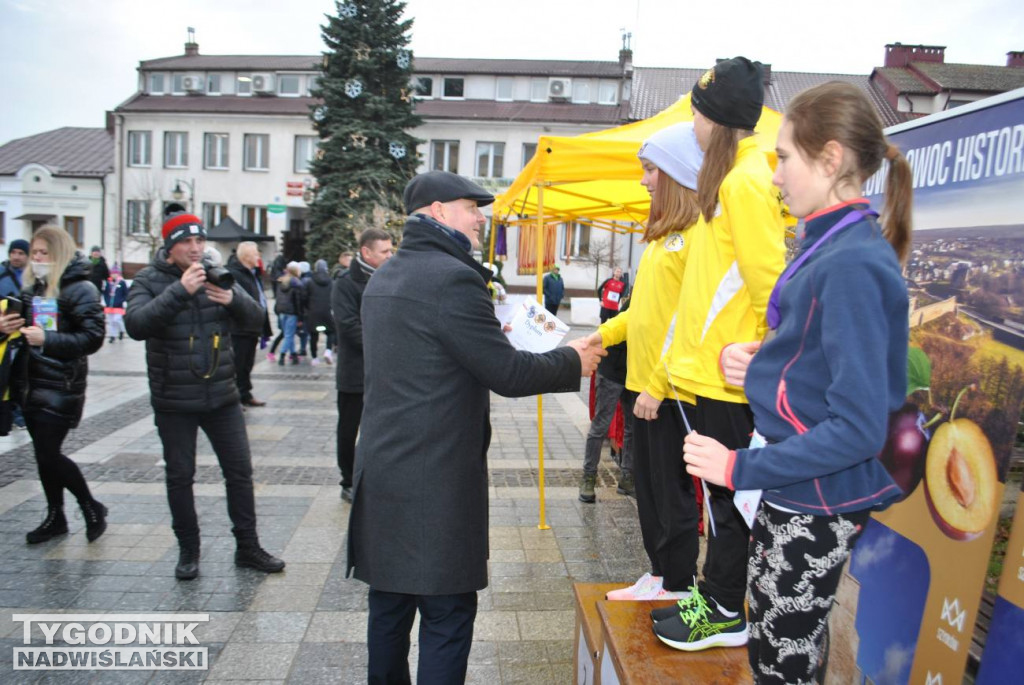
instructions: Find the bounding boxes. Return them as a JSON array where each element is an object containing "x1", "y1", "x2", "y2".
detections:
[{"x1": 162, "y1": 206, "x2": 206, "y2": 250}]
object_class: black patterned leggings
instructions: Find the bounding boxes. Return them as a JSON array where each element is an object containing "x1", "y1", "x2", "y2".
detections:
[{"x1": 746, "y1": 503, "x2": 870, "y2": 685}]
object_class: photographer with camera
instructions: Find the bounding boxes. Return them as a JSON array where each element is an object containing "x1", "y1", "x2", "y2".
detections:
[{"x1": 125, "y1": 205, "x2": 285, "y2": 581}]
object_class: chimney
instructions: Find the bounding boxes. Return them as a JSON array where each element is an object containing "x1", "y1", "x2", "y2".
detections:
[
  {"x1": 184, "y1": 26, "x2": 199, "y2": 57},
  {"x1": 884, "y1": 43, "x2": 946, "y2": 68},
  {"x1": 761, "y1": 63, "x2": 772, "y2": 85},
  {"x1": 619, "y1": 48, "x2": 633, "y2": 73},
  {"x1": 1008, "y1": 51, "x2": 1024, "y2": 68}
]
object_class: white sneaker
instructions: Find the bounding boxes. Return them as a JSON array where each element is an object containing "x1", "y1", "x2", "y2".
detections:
[
  {"x1": 323, "y1": 349, "x2": 334, "y2": 363},
  {"x1": 641, "y1": 587, "x2": 693, "y2": 601},
  {"x1": 606, "y1": 572, "x2": 663, "y2": 600},
  {"x1": 311, "y1": 358, "x2": 320, "y2": 366}
]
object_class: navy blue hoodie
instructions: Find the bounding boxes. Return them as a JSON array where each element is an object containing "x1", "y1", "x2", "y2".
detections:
[{"x1": 728, "y1": 201, "x2": 909, "y2": 514}]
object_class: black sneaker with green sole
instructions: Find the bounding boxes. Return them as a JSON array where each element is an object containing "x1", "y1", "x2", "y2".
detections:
[{"x1": 651, "y1": 585, "x2": 747, "y2": 651}]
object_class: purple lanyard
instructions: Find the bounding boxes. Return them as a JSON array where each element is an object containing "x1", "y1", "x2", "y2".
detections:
[{"x1": 766, "y1": 209, "x2": 878, "y2": 330}]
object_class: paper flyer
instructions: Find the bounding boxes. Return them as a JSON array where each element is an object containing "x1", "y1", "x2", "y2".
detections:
[
  {"x1": 31, "y1": 296, "x2": 58, "y2": 331},
  {"x1": 505, "y1": 297, "x2": 568, "y2": 353}
]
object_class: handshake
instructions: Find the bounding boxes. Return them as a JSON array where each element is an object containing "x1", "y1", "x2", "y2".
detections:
[{"x1": 566, "y1": 332, "x2": 608, "y2": 377}]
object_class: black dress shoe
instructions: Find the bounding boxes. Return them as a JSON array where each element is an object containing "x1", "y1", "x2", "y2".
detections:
[
  {"x1": 341, "y1": 486, "x2": 353, "y2": 503},
  {"x1": 175, "y1": 546, "x2": 200, "y2": 580},
  {"x1": 235, "y1": 544, "x2": 285, "y2": 573}
]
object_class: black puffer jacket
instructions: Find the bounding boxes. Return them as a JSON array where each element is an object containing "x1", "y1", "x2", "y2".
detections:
[
  {"x1": 11, "y1": 254, "x2": 105, "y2": 426},
  {"x1": 274, "y1": 277, "x2": 306, "y2": 317},
  {"x1": 305, "y1": 270, "x2": 333, "y2": 331},
  {"x1": 124, "y1": 249, "x2": 263, "y2": 413},
  {"x1": 225, "y1": 254, "x2": 270, "y2": 337}
]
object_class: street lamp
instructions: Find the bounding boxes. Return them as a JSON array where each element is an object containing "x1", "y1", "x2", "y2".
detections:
[{"x1": 172, "y1": 178, "x2": 196, "y2": 212}]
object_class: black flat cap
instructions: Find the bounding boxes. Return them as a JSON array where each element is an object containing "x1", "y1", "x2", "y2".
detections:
[{"x1": 403, "y1": 170, "x2": 495, "y2": 214}]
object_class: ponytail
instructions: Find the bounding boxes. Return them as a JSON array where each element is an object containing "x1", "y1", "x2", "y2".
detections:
[
  {"x1": 696, "y1": 125, "x2": 741, "y2": 222},
  {"x1": 881, "y1": 143, "x2": 913, "y2": 265}
]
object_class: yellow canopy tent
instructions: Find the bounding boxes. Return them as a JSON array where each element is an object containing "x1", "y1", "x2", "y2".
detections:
[
  {"x1": 490, "y1": 94, "x2": 783, "y2": 530},
  {"x1": 493, "y1": 93, "x2": 783, "y2": 229}
]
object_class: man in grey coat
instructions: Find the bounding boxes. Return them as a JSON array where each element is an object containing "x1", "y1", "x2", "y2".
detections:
[{"x1": 347, "y1": 171, "x2": 605, "y2": 684}]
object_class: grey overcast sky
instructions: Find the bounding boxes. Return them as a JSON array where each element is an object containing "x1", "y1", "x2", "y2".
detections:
[{"x1": 1, "y1": 0, "x2": 1022, "y2": 144}]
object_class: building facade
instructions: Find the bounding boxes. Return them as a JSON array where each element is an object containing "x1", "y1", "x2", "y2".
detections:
[{"x1": 0, "y1": 127, "x2": 113, "y2": 257}]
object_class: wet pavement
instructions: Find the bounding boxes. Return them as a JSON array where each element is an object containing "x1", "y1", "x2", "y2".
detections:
[{"x1": 0, "y1": 327, "x2": 649, "y2": 683}]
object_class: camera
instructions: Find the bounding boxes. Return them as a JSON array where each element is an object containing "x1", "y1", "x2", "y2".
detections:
[{"x1": 203, "y1": 261, "x2": 235, "y2": 289}]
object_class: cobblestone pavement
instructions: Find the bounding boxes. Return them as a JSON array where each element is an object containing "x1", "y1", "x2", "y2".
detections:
[{"x1": 0, "y1": 329, "x2": 654, "y2": 683}]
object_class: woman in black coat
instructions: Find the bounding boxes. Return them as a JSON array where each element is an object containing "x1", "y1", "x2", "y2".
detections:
[
  {"x1": 0, "y1": 227, "x2": 107, "y2": 544},
  {"x1": 304, "y1": 260, "x2": 334, "y2": 365}
]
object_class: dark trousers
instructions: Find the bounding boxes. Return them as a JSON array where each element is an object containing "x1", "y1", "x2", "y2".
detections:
[
  {"x1": 544, "y1": 302, "x2": 560, "y2": 316},
  {"x1": 231, "y1": 334, "x2": 258, "y2": 402},
  {"x1": 154, "y1": 403, "x2": 258, "y2": 547},
  {"x1": 25, "y1": 411, "x2": 92, "y2": 508},
  {"x1": 627, "y1": 391, "x2": 699, "y2": 592},
  {"x1": 690, "y1": 396, "x2": 755, "y2": 612},
  {"x1": 337, "y1": 391, "x2": 363, "y2": 487},
  {"x1": 367, "y1": 588, "x2": 477, "y2": 685},
  {"x1": 747, "y1": 504, "x2": 870, "y2": 683}
]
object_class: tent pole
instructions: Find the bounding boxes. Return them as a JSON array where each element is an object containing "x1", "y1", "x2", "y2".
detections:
[
  {"x1": 535, "y1": 184, "x2": 550, "y2": 531},
  {"x1": 488, "y1": 216, "x2": 497, "y2": 269}
]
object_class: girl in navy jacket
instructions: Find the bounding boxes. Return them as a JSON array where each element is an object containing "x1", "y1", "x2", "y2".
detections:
[{"x1": 682, "y1": 81, "x2": 914, "y2": 683}]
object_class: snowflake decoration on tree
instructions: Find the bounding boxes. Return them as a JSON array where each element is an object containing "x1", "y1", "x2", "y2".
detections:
[
  {"x1": 396, "y1": 50, "x2": 411, "y2": 69},
  {"x1": 339, "y1": 2, "x2": 357, "y2": 18},
  {"x1": 344, "y1": 78, "x2": 363, "y2": 98},
  {"x1": 389, "y1": 142, "x2": 407, "y2": 159},
  {"x1": 312, "y1": 106, "x2": 327, "y2": 122}
]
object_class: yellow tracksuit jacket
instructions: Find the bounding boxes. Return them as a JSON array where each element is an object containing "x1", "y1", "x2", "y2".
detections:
[
  {"x1": 598, "y1": 227, "x2": 696, "y2": 400},
  {"x1": 647, "y1": 137, "x2": 787, "y2": 404}
]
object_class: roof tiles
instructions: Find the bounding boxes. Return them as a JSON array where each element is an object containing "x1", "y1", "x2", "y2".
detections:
[{"x1": 0, "y1": 127, "x2": 113, "y2": 177}]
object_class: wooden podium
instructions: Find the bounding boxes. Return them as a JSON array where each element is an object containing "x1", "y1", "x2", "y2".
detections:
[{"x1": 573, "y1": 583, "x2": 752, "y2": 685}]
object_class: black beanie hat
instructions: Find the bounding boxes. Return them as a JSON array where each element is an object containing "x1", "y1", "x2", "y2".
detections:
[
  {"x1": 162, "y1": 202, "x2": 206, "y2": 251},
  {"x1": 691, "y1": 56, "x2": 765, "y2": 131}
]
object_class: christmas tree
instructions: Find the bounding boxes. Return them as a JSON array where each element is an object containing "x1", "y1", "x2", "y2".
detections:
[{"x1": 306, "y1": 0, "x2": 422, "y2": 261}]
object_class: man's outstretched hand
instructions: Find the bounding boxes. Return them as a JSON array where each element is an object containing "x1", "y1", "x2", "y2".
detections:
[{"x1": 567, "y1": 336, "x2": 607, "y2": 377}]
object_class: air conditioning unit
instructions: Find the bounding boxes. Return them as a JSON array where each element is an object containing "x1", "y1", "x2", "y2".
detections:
[
  {"x1": 548, "y1": 78, "x2": 571, "y2": 100},
  {"x1": 252, "y1": 73, "x2": 276, "y2": 94},
  {"x1": 182, "y1": 74, "x2": 204, "y2": 93}
]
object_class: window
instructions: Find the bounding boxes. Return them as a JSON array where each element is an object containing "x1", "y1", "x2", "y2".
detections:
[
  {"x1": 307, "y1": 75, "x2": 320, "y2": 95},
  {"x1": 164, "y1": 131, "x2": 188, "y2": 168},
  {"x1": 413, "y1": 76, "x2": 434, "y2": 97},
  {"x1": 496, "y1": 77, "x2": 514, "y2": 101},
  {"x1": 149, "y1": 74, "x2": 165, "y2": 94},
  {"x1": 0, "y1": 211, "x2": 6, "y2": 243},
  {"x1": 561, "y1": 221, "x2": 591, "y2": 258},
  {"x1": 63, "y1": 217, "x2": 84, "y2": 247},
  {"x1": 431, "y1": 140, "x2": 459, "y2": 173},
  {"x1": 242, "y1": 205, "x2": 268, "y2": 235},
  {"x1": 442, "y1": 77, "x2": 464, "y2": 98},
  {"x1": 127, "y1": 130, "x2": 152, "y2": 167},
  {"x1": 203, "y1": 203, "x2": 228, "y2": 228},
  {"x1": 294, "y1": 136, "x2": 317, "y2": 173},
  {"x1": 243, "y1": 134, "x2": 270, "y2": 171},
  {"x1": 171, "y1": 74, "x2": 186, "y2": 94},
  {"x1": 530, "y1": 78, "x2": 547, "y2": 102},
  {"x1": 522, "y1": 143, "x2": 537, "y2": 170},
  {"x1": 599, "y1": 81, "x2": 618, "y2": 105},
  {"x1": 126, "y1": 200, "x2": 151, "y2": 235},
  {"x1": 278, "y1": 74, "x2": 301, "y2": 96},
  {"x1": 204, "y1": 133, "x2": 229, "y2": 170},
  {"x1": 237, "y1": 75, "x2": 252, "y2": 95},
  {"x1": 207, "y1": 74, "x2": 221, "y2": 94},
  {"x1": 475, "y1": 142, "x2": 504, "y2": 178},
  {"x1": 572, "y1": 80, "x2": 591, "y2": 104}
]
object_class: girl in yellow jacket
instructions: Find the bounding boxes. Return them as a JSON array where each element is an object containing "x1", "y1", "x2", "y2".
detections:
[
  {"x1": 644, "y1": 57, "x2": 787, "y2": 652},
  {"x1": 590, "y1": 122, "x2": 704, "y2": 601}
]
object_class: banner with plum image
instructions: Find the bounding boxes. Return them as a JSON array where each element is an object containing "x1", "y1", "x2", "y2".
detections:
[{"x1": 826, "y1": 89, "x2": 1024, "y2": 685}]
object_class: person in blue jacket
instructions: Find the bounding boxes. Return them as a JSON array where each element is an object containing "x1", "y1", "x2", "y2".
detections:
[
  {"x1": 542, "y1": 265, "x2": 564, "y2": 316},
  {"x1": 102, "y1": 264, "x2": 129, "y2": 342},
  {"x1": 679, "y1": 82, "x2": 914, "y2": 683}
]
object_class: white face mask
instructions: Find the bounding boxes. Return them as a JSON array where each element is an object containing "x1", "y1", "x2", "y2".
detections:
[{"x1": 31, "y1": 261, "x2": 51, "y2": 279}]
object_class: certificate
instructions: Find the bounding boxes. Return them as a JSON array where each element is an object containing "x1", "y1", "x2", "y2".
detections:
[{"x1": 505, "y1": 297, "x2": 568, "y2": 353}]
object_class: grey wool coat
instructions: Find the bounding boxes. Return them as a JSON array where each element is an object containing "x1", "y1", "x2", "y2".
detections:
[{"x1": 346, "y1": 214, "x2": 582, "y2": 596}]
